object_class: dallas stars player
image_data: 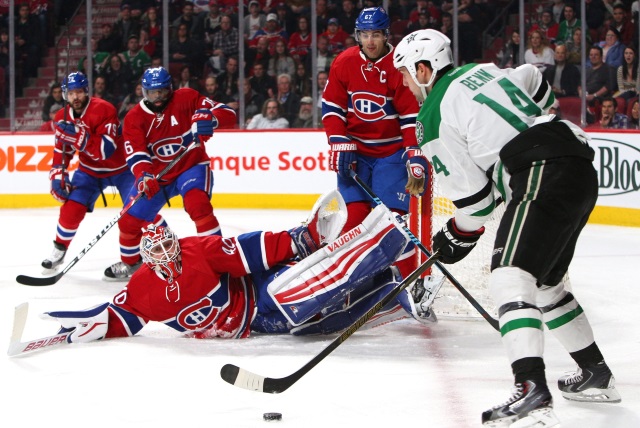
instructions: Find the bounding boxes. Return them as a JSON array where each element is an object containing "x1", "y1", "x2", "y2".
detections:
[{"x1": 394, "y1": 29, "x2": 620, "y2": 427}]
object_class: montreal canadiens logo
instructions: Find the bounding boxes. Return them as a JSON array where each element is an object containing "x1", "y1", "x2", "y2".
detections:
[
  {"x1": 351, "y1": 92, "x2": 387, "y2": 121},
  {"x1": 176, "y1": 297, "x2": 220, "y2": 330},
  {"x1": 416, "y1": 121, "x2": 424, "y2": 145},
  {"x1": 151, "y1": 137, "x2": 185, "y2": 161}
]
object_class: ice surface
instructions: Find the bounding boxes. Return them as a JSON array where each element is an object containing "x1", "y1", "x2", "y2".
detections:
[{"x1": 1, "y1": 208, "x2": 638, "y2": 428}]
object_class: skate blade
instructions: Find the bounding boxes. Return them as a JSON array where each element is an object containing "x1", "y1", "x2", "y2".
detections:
[
  {"x1": 510, "y1": 407, "x2": 560, "y2": 428},
  {"x1": 561, "y1": 387, "x2": 621, "y2": 403}
]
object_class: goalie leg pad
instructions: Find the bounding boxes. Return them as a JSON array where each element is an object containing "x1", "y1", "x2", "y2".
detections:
[{"x1": 269, "y1": 204, "x2": 409, "y2": 326}]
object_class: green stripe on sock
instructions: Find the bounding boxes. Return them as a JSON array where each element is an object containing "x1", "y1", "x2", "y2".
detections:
[
  {"x1": 500, "y1": 318, "x2": 543, "y2": 337},
  {"x1": 545, "y1": 305, "x2": 584, "y2": 330}
]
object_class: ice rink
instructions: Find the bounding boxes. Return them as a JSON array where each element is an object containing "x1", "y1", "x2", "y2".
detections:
[{"x1": 1, "y1": 207, "x2": 639, "y2": 428}]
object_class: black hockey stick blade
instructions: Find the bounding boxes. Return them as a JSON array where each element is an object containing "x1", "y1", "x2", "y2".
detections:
[
  {"x1": 16, "y1": 272, "x2": 64, "y2": 286},
  {"x1": 220, "y1": 252, "x2": 441, "y2": 394}
]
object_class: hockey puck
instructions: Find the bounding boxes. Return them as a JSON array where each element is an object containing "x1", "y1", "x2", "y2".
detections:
[{"x1": 263, "y1": 412, "x2": 282, "y2": 422}]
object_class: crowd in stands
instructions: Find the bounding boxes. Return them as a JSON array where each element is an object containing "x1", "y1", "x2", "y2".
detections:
[{"x1": 3, "y1": 0, "x2": 640, "y2": 130}]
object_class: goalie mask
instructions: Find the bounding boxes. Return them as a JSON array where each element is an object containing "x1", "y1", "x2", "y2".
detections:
[{"x1": 140, "y1": 224, "x2": 182, "y2": 282}]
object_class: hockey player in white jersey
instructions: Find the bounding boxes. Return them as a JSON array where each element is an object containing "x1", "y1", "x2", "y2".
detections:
[{"x1": 393, "y1": 29, "x2": 620, "y2": 427}]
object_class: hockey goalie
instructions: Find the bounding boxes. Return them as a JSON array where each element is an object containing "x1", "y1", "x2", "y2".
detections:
[{"x1": 42, "y1": 190, "x2": 441, "y2": 343}]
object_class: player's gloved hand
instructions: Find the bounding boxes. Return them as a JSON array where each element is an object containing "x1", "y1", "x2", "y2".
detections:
[
  {"x1": 432, "y1": 218, "x2": 485, "y2": 264},
  {"x1": 403, "y1": 146, "x2": 429, "y2": 196},
  {"x1": 329, "y1": 136, "x2": 357, "y2": 178},
  {"x1": 49, "y1": 166, "x2": 72, "y2": 203},
  {"x1": 41, "y1": 303, "x2": 109, "y2": 344},
  {"x1": 136, "y1": 172, "x2": 161, "y2": 199},
  {"x1": 55, "y1": 121, "x2": 89, "y2": 152},
  {"x1": 191, "y1": 108, "x2": 218, "y2": 143}
]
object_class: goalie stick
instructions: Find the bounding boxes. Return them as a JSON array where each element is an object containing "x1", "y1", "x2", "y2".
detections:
[
  {"x1": 350, "y1": 170, "x2": 500, "y2": 331},
  {"x1": 7, "y1": 303, "x2": 69, "y2": 357},
  {"x1": 220, "y1": 250, "x2": 441, "y2": 394},
  {"x1": 16, "y1": 141, "x2": 200, "y2": 286}
]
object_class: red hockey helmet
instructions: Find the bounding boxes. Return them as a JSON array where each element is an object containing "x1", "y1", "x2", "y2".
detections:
[{"x1": 140, "y1": 224, "x2": 182, "y2": 282}]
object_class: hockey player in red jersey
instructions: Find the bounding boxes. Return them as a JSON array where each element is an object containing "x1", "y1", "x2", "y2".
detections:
[
  {"x1": 42, "y1": 191, "x2": 438, "y2": 343},
  {"x1": 41, "y1": 71, "x2": 166, "y2": 274},
  {"x1": 102, "y1": 66, "x2": 236, "y2": 281},
  {"x1": 321, "y1": 7, "x2": 429, "y2": 282}
]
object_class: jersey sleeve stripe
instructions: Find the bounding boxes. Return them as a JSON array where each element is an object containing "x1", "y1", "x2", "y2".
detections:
[
  {"x1": 452, "y1": 180, "x2": 493, "y2": 209},
  {"x1": 108, "y1": 304, "x2": 147, "y2": 337}
]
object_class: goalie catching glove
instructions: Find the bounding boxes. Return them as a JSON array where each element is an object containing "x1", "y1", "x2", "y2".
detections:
[
  {"x1": 432, "y1": 218, "x2": 484, "y2": 264},
  {"x1": 403, "y1": 146, "x2": 429, "y2": 196},
  {"x1": 191, "y1": 108, "x2": 218, "y2": 143},
  {"x1": 329, "y1": 136, "x2": 357, "y2": 178},
  {"x1": 49, "y1": 166, "x2": 73, "y2": 203},
  {"x1": 55, "y1": 121, "x2": 89, "y2": 152}
]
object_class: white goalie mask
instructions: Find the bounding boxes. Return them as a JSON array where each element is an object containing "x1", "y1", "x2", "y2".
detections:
[
  {"x1": 140, "y1": 224, "x2": 182, "y2": 282},
  {"x1": 393, "y1": 29, "x2": 453, "y2": 99}
]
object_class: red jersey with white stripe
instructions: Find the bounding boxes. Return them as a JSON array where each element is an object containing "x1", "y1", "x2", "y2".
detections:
[
  {"x1": 321, "y1": 45, "x2": 420, "y2": 157},
  {"x1": 122, "y1": 88, "x2": 236, "y2": 182},
  {"x1": 53, "y1": 97, "x2": 127, "y2": 177}
]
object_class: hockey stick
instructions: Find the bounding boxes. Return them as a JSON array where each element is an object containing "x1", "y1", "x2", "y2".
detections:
[
  {"x1": 220, "y1": 250, "x2": 441, "y2": 394},
  {"x1": 350, "y1": 170, "x2": 500, "y2": 331},
  {"x1": 16, "y1": 141, "x2": 200, "y2": 286},
  {"x1": 7, "y1": 303, "x2": 69, "y2": 357}
]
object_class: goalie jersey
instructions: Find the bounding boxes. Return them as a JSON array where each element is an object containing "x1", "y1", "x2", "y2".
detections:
[{"x1": 321, "y1": 46, "x2": 420, "y2": 157}]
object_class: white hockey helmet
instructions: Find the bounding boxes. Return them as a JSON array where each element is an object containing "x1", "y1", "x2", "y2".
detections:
[
  {"x1": 140, "y1": 224, "x2": 182, "y2": 282},
  {"x1": 393, "y1": 29, "x2": 453, "y2": 97}
]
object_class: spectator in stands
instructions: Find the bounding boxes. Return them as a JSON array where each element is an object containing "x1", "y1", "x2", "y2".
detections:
[
  {"x1": 118, "y1": 82, "x2": 143, "y2": 121},
  {"x1": 498, "y1": 29, "x2": 521, "y2": 68},
  {"x1": 524, "y1": 29, "x2": 555, "y2": 73},
  {"x1": 315, "y1": 0, "x2": 333, "y2": 35},
  {"x1": 627, "y1": 99, "x2": 639, "y2": 129},
  {"x1": 246, "y1": 98, "x2": 289, "y2": 129},
  {"x1": 565, "y1": 27, "x2": 588, "y2": 65},
  {"x1": 439, "y1": 12, "x2": 453, "y2": 41},
  {"x1": 29, "y1": 0, "x2": 49, "y2": 46},
  {"x1": 291, "y1": 96, "x2": 314, "y2": 128},
  {"x1": 457, "y1": 0, "x2": 482, "y2": 64},
  {"x1": 102, "y1": 53, "x2": 133, "y2": 106},
  {"x1": 141, "y1": 6, "x2": 162, "y2": 57},
  {"x1": 344, "y1": 35, "x2": 356, "y2": 49},
  {"x1": 246, "y1": 36, "x2": 271, "y2": 75},
  {"x1": 316, "y1": 70, "x2": 328, "y2": 118},
  {"x1": 544, "y1": 44, "x2": 580, "y2": 98},
  {"x1": 529, "y1": 9, "x2": 559, "y2": 46},
  {"x1": 598, "y1": 96, "x2": 628, "y2": 128},
  {"x1": 169, "y1": 22, "x2": 201, "y2": 67},
  {"x1": 614, "y1": 47, "x2": 638, "y2": 103},
  {"x1": 174, "y1": 65, "x2": 202, "y2": 92},
  {"x1": 97, "y1": 23, "x2": 121, "y2": 55},
  {"x1": 113, "y1": 4, "x2": 141, "y2": 52},
  {"x1": 172, "y1": 1, "x2": 203, "y2": 41},
  {"x1": 322, "y1": 17, "x2": 350, "y2": 55},
  {"x1": 599, "y1": 26, "x2": 625, "y2": 69},
  {"x1": 15, "y1": 2, "x2": 42, "y2": 78},
  {"x1": 202, "y1": 0, "x2": 223, "y2": 43},
  {"x1": 611, "y1": 4, "x2": 634, "y2": 47},
  {"x1": 121, "y1": 34, "x2": 151, "y2": 86},
  {"x1": 583, "y1": 0, "x2": 607, "y2": 37},
  {"x1": 288, "y1": 15, "x2": 312, "y2": 66},
  {"x1": 244, "y1": 0, "x2": 266, "y2": 41},
  {"x1": 252, "y1": 13, "x2": 288, "y2": 55},
  {"x1": 307, "y1": 36, "x2": 335, "y2": 74},
  {"x1": 217, "y1": 55, "x2": 239, "y2": 103},
  {"x1": 275, "y1": 73, "x2": 300, "y2": 125},
  {"x1": 201, "y1": 75, "x2": 226, "y2": 102},
  {"x1": 238, "y1": 78, "x2": 265, "y2": 124},
  {"x1": 338, "y1": 0, "x2": 358, "y2": 35},
  {"x1": 407, "y1": 11, "x2": 431, "y2": 35},
  {"x1": 206, "y1": 14, "x2": 240, "y2": 76},
  {"x1": 41, "y1": 83, "x2": 64, "y2": 122},
  {"x1": 268, "y1": 39, "x2": 295, "y2": 77},
  {"x1": 274, "y1": 3, "x2": 296, "y2": 37},
  {"x1": 550, "y1": 0, "x2": 566, "y2": 24},
  {"x1": 39, "y1": 103, "x2": 61, "y2": 131},
  {"x1": 249, "y1": 62, "x2": 276, "y2": 99},
  {"x1": 292, "y1": 62, "x2": 311, "y2": 98},
  {"x1": 581, "y1": 46, "x2": 615, "y2": 106},
  {"x1": 556, "y1": 4, "x2": 580, "y2": 46},
  {"x1": 92, "y1": 75, "x2": 118, "y2": 107},
  {"x1": 410, "y1": 0, "x2": 440, "y2": 26}
]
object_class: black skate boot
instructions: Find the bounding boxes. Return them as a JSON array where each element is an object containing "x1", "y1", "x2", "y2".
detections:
[
  {"x1": 41, "y1": 241, "x2": 67, "y2": 272},
  {"x1": 103, "y1": 261, "x2": 142, "y2": 282},
  {"x1": 558, "y1": 361, "x2": 621, "y2": 403},
  {"x1": 482, "y1": 380, "x2": 559, "y2": 427}
]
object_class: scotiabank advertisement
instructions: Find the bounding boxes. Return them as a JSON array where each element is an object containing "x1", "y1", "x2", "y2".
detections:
[{"x1": 0, "y1": 130, "x2": 639, "y2": 225}]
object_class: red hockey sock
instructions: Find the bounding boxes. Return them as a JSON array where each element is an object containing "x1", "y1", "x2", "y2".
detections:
[
  {"x1": 55, "y1": 200, "x2": 88, "y2": 247},
  {"x1": 118, "y1": 213, "x2": 146, "y2": 265},
  {"x1": 184, "y1": 189, "x2": 221, "y2": 236},
  {"x1": 343, "y1": 201, "x2": 370, "y2": 234}
]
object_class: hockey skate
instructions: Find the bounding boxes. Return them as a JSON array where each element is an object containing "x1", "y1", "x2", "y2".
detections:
[
  {"x1": 41, "y1": 241, "x2": 67, "y2": 273},
  {"x1": 103, "y1": 260, "x2": 142, "y2": 282},
  {"x1": 482, "y1": 380, "x2": 560, "y2": 428},
  {"x1": 410, "y1": 275, "x2": 445, "y2": 323},
  {"x1": 558, "y1": 361, "x2": 621, "y2": 403}
]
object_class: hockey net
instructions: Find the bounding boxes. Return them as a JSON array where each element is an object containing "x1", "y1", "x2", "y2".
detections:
[{"x1": 410, "y1": 172, "x2": 504, "y2": 320}]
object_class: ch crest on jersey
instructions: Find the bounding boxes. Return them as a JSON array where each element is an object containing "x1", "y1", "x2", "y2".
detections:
[
  {"x1": 351, "y1": 91, "x2": 387, "y2": 121},
  {"x1": 151, "y1": 137, "x2": 185, "y2": 161},
  {"x1": 176, "y1": 297, "x2": 220, "y2": 330},
  {"x1": 416, "y1": 121, "x2": 424, "y2": 145}
]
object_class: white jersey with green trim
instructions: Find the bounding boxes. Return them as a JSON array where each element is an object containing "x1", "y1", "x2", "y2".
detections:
[{"x1": 416, "y1": 62, "x2": 556, "y2": 231}]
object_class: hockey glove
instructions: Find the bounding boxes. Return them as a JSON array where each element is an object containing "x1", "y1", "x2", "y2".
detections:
[
  {"x1": 49, "y1": 166, "x2": 73, "y2": 203},
  {"x1": 403, "y1": 146, "x2": 429, "y2": 196},
  {"x1": 329, "y1": 136, "x2": 357, "y2": 178},
  {"x1": 191, "y1": 108, "x2": 218, "y2": 143},
  {"x1": 136, "y1": 172, "x2": 161, "y2": 199},
  {"x1": 55, "y1": 121, "x2": 89, "y2": 152},
  {"x1": 432, "y1": 218, "x2": 485, "y2": 264},
  {"x1": 42, "y1": 303, "x2": 110, "y2": 344}
]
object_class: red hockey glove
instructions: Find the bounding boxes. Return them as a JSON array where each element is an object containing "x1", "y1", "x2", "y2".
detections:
[
  {"x1": 403, "y1": 146, "x2": 429, "y2": 196},
  {"x1": 329, "y1": 136, "x2": 357, "y2": 178},
  {"x1": 49, "y1": 166, "x2": 72, "y2": 203},
  {"x1": 191, "y1": 108, "x2": 218, "y2": 143},
  {"x1": 136, "y1": 172, "x2": 161, "y2": 199},
  {"x1": 55, "y1": 121, "x2": 89, "y2": 152},
  {"x1": 432, "y1": 218, "x2": 485, "y2": 264}
]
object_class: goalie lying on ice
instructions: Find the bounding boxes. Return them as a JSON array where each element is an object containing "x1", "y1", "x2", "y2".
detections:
[{"x1": 42, "y1": 190, "x2": 439, "y2": 343}]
